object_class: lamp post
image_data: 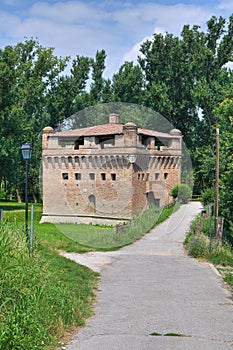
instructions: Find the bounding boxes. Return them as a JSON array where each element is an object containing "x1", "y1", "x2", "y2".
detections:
[
  {"x1": 214, "y1": 126, "x2": 219, "y2": 240},
  {"x1": 21, "y1": 143, "x2": 32, "y2": 239}
]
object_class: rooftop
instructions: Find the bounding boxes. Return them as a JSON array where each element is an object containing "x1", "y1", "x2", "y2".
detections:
[{"x1": 50, "y1": 124, "x2": 179, "y2": 140}]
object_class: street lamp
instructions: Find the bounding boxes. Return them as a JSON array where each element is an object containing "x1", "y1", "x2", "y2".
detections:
[{"x1": 21, "y1": 143, "x2": 32, "y2": 239}]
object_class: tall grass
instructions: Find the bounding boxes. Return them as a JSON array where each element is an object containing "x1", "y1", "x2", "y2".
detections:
[
  {"x1": 0, "y1": 221, "x2": 98, "y2": 350},
  {"x1": 184, "y1": 214, "x2": 233, "y2": 264},
  {"x1": 184, "y1": 214, "x2": 233, "y2": 294}
]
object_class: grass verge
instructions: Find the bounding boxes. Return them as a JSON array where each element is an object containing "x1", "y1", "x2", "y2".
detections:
[
  {"x1": 184, "y1": 214, "x2": 233, "y2": 295},
  {"x1": 0, "y1": 200, "x2": 180, "y2": 349},
  {"x1": 56, "y1": 203, "x2": 180, "y2": 250},
  {"x1": 0, "y1": 204, "x2": 98, "y2": 350},
  {"x1": 2, "y1": 201, "x2": 180, "y2": 252}
]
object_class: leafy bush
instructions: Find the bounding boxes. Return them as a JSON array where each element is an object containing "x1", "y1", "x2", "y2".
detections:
[
  {"x1": 188, "y1": 233, "x2": 210, "y2": 258},
  {"x1": 200, "y1": 187, "x2": 215, "y2": 206},
  {"x1": 185, "y1": 215, "x2": 233, "y2": 264},
  {"x1": 170, "y1": 184, "x2": 192, "y2": 204}
]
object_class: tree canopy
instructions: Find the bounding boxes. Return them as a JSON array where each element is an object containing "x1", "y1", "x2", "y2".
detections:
[{"x1": 1, "y1": 15, "x2": 233, "y2": 243}]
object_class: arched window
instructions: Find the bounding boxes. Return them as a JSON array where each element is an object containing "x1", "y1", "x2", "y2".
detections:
[{"x1": 88, "y1": 195, "x2": 96, "y2": 211}]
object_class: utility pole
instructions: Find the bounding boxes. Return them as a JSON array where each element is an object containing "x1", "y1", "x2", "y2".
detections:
[{"x1": 214, "y1": 126, "x2": 219, "y2": 240}]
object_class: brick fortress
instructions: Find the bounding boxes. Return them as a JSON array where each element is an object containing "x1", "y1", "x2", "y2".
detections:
[{"x1": 41, "y1": 114, "x2": 182, "y2": 225}]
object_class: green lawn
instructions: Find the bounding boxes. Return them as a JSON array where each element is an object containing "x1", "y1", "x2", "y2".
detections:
[
  {"x1": 2, "y1": 201, "x2": 179, "y2": 251},
  {"x1": 0, "y1": 200, "x2": 179, "y2": 349},
  {"x1": 0, "y1": 204, "x2": 99, "y2": 350},
  {"x1": 2, "y1": 202, "x2": 97, "y2": 253}
]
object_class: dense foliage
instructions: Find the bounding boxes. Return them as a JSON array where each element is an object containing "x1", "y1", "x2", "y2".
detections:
[{"x1": 170, "y1": 184, "x2": 192, "y2": 204}]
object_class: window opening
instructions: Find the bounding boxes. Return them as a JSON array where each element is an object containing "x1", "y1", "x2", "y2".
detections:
[
  {"x1": 74, "y1": 137, "x2": 84, "y2": 150},
  {"x1": 75, "y1": 173, "x2": 81, "y2": 180},
  {"x1": 62, "y1": 173, "x2": 68, "y2": 180},
  {"x1": 97, "y1": 135, "x2": 115, "y2": 149}
]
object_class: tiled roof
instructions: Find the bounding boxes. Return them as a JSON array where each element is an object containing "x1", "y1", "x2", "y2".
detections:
[
  {"x1": 54, "y1": 123, "x2": 176, "y2": 139},
  {"x1": 55, "y1": 123, "x2": 123, "y2": 137}
]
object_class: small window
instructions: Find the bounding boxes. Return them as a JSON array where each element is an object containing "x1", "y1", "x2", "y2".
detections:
[
  {"x1": 75, "y1": 173, "x2": 81, "y2": 180},
  {"x1": 146, "y1": 173, "x2": 150, "y2": 181},
  {"x1": 155, "y1": 173, "x2": 159, "y2": 180},
  {"x1": 138, "y1": 173, "x2": 140, "y2": 180},
  {"x1": 62, "y1": 173, "x2": 69, "y2": 180},
  {"x1": 164, "y1": 173, "x2": 168, "y2": 180},
  {"x1": 89, "y1": 173, "x2": 95, "y2": 180},
  {"x1": 101, "y1": 173, "x2": 106, "y2": 181},
  {"x1": 142, "y1": 173, "x2": 145, "y2": 180},
  {"x1": 111, "y1": 173, "x2": 116, "y2": 181}
]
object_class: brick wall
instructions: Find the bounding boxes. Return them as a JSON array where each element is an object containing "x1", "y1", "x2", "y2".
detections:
[{"x1": 41, "y1": 122, "x2": 182, "y2": 224}]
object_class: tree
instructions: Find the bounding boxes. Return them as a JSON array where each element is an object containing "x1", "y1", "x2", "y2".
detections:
[
  {"x1": 138, "y1": 15, "x2": 233, "y2": 194},
  {"x1": 139, "y1": 16, "x2": 233, "y2": 144},
  {"x1": 213, "y1": 98, "x2": 233, "y2": 244},
  {"x1": 111, "y1": 62, "x2": 144, "y2": 104},
  {"x1": 89, "y1": 50, "x2": 107, "y2": 102},
  {"x1": 139, "y1": 31, "x2": 199, "y2": 145},
  {"x1": 0, "y1": 39, "x2": 68, "y2": 201},
  {"x1": 47, "y1": 55, "x2": 91, "y2": 126}
]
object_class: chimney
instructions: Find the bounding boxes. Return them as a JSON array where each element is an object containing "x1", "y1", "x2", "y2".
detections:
[{"x1": 109, "y1": 113, "x2": 119, "y2": 124}]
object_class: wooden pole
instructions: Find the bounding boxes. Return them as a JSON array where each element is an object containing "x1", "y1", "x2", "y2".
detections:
[{"x1": 214, "y1": 126, "x2": 219, "y2": 240}]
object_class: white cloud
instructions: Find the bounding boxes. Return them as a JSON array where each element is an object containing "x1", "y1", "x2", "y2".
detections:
[
  {"x1": 0, "y1": 0, "x2": 232, "y2": 79},
  {"x1": 217, "y1": 0, "x2": 233, "y2": 11},
  {"x1": 123, "y1": 27, "x2": 166, "y2": 63},
  {"x1": 224, "y1": 61, "x2": 233, "y2": 70},
  {"x1": 123, "y1": 41, "x2": 142, "y2": 63},
  {"x1": 29, "y1": 1, "x2": 105, "y2": 24},
  {"x1": 113, "y1": 3, "x2": 211, "y2": 38},
  {"x1": 0, "y1": 2, "x2": 114, "y2": 59},
  {"x1": 122, "y1": 3, "x2": 212, "y2": 67}
]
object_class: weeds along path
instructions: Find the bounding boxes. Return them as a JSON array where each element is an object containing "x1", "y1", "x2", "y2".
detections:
[{"x1": 64, "y1": 202, "x2": 233, "y2": 350}]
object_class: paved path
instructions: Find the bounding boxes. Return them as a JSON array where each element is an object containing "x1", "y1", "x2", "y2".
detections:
[{"x1": 65, "y1": 202, "x2": 233, "y2": 350}]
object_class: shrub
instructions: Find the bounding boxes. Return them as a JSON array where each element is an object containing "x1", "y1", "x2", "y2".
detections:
[
  {"x1": 201, "y1": 187, "x2": 215, "y2": 206},
  {"x1": 188, "y1": 233, "x2": 210, "y2": 258},
  {"x1": 170, "y1": 184, "x2": 192, "y2": 204}
]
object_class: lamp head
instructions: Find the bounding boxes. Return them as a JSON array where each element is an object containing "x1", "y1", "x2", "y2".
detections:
[
  {"x1": 128, "y1": 154, "x2": 137, "y2": 164},
  {"x1": 21, "y1": 143, "x2": 32, "y2": 160}
]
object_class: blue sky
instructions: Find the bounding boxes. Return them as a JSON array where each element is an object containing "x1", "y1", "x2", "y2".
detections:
[{"x1": 1, "y1": 0, "x2": 233, "y2": 77}]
